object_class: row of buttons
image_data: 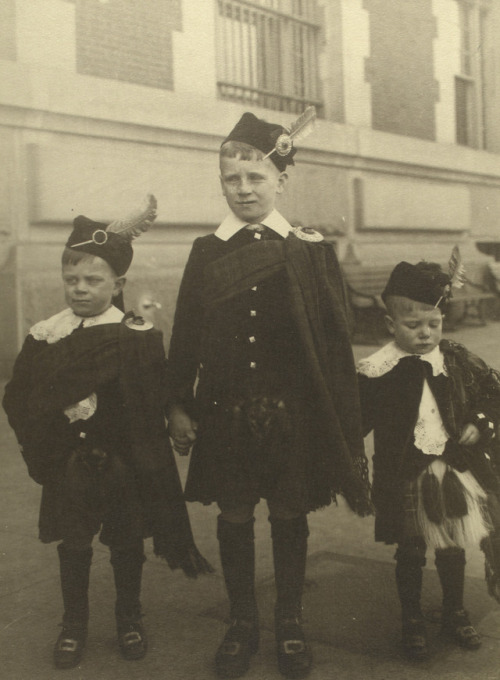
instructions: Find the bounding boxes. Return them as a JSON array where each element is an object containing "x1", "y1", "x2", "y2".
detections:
[{"x1": 249, "y1": 284, "x2": 258, "y2": 368}]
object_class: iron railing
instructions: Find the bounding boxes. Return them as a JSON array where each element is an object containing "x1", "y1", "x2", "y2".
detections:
[{"x1": 216, "y1": 0, "x2": 323, "y2": 114}]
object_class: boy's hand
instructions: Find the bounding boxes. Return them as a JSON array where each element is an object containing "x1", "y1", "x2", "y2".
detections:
[
  {"x1": 459, "y1": 423, "x2": 480, "y2": 446},
  {"x1": 168, "y1": 406, "x2": 198, "y2": 455}
]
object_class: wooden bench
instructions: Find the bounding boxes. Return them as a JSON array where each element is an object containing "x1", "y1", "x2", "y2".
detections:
[
  {"x1": 487, "y1": 262, "x2": 500, "y2": 295},
  {"x1": 445, "y1": 277, "x2": 496, "y2": 328},
  {"x1": 341, "y1": 263, "x2": 392, "y2": 344},
  {"x1": 341, "y1": 261, "x2": 496, "y2": 343}
]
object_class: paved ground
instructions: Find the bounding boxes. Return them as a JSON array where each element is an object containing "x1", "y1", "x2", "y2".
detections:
[{"x1": 1, "y1": 323, "x2": 500, "y2": 680}]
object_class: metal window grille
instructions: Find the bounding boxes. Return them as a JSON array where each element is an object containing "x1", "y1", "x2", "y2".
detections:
[
  {"x1": 216, "y1": 0, "x2": 323, "y2": 114},
  {"x1": 455, "y1": 0, "x2": 490, "y2": 148}
]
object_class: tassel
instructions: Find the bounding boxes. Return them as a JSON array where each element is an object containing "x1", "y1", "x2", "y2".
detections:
[
  {"x1": 421, "y1": 469, "x2": 443, "y2": 524},
  {"x1": 442, "y1": 466, "x2": 468, "y2": 518},
  {"x1": 481, "y1": 533, "x2": 500, "y2": 604},
  {"x1": 107, "y1": 193, "x2": 157, "y2": 241},
  {"x1": 263, "y1": 106, "x2": 317, "y2": 160}
]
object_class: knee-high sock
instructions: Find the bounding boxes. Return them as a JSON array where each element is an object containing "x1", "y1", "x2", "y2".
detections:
[
  {"x1": 435, "y1": 548, "x2": 466, "y2": 614},
  {"x1": 58, "y1": 543, "x2": 92, "y2": 631},
  {"x1": 217, "y1": 517, "x2": 257, "y2": 621},
  {"x1": 270, "y1": 515, "x2": 309, "y2": 621},
  {"x1": 110, "y1": 544, "x2": 145, "y2": 629},
  {"x1": 395, "y1": 541, "x2": 427, "y2": 621}
]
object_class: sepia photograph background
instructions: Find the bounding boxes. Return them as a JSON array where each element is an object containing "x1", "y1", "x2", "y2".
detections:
[{"x1": 1, "y1": 1, "x2": 500, "y2": 678}]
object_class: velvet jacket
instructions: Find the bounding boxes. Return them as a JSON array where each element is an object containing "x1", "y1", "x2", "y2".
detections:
[
  {"x1": 166, "y1": 228, "x2": 372, "y2": 516},
  {"x1": 3, "y1": 313, "x2": 210, "y2": 576},
  {"x1": 358, "y1": 339, "x2": 500, "y2": 543}
]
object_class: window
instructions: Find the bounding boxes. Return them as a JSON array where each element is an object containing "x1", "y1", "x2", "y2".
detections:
[
  {"x1": 455, "y1": 0, "x2": 489, "y2": 148},
  {"x1": 216, "y1": 0, "x2": 323, "y2": 114}
]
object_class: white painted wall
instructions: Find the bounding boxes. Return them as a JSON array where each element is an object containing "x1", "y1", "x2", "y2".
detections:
[
  {"x1": 341, "y1": 0, "x2": 371, "y2": 128},
  {"x1": 16, "y1": 0, "x2": 76, "y2": 71},
  {"x1": 433, "y1": 0, "x2": 460, "y2": 144},
  {"x1": 173, "y1": 0, "x2": 217, "y2": 98}
]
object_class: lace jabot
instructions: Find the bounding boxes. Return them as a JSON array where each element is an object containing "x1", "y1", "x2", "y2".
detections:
[
  {"x1": 30, "y1": 306, "x2": 124, "y2": 345},
  {"x1": 358, "y1": 341, "x2": 449, "y2": 456},
  {"x1": 357, "y1": 341, "x2": 447, "y2": 378}
]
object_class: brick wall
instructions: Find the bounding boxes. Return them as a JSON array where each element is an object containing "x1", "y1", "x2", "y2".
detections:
[
  {"x1": 363, "y1": 0, "x2": 439, "y2": 141},
  {"x1": 75, "y1": 0, "x2": 182, "y2": 89},
  {"x1": 0, "y1": 0, "x2": 16, "y2": 61}
]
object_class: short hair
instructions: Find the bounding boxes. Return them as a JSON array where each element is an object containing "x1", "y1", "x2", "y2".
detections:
[
  {"x1": 220, "y1": 140, "x2": 266, "y2": 163},
  {"x1": 384, "y1": 295, "x2": 442, "y2": 318},
  {"x1": 61, "y1": 247, "x2": 118, "y2": 276}
]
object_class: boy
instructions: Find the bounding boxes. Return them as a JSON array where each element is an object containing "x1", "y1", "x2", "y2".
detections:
[
  {"x1": 3, "y1": 197, "x2": 211, "y2": 670},
  {"x1": 166, "y1": 112, "x2": 372, "y2": 679},
  {"x1": 357, "y1": 259, "x2": 500, "y2": 660}
]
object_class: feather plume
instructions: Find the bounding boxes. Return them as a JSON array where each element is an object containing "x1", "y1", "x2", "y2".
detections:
[
  {"x1": 263, "y1": 106, "x2": 317, "y2": 160},
  {"x1": 107, "y1": 193, "x2": 157, "y2": 241},
  {"x1": 448, "y1": 245, "x2": 467, "y2": 289},
  {"x1": 285, "y1": 105, "x2": 317, "y2": 143},
  {"x1": 434, "y1": 245, "x2": 467, "y2": 307}
]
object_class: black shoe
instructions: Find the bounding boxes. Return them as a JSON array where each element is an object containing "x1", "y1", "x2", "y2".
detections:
[
  {"x1": 276, "y1": 617, "x2": 312, "y2": 679},
  {"x1": 53, "y1": 626, "x2": 87, "y2": 669},
  {"x1": 215, "y1": 619, "x2": 259, "y2": 679},
  {"x1": 401, "y1": 617, "x2": 429, "y2": 661},
  {"x1": 441, "y1": 609, "x2": 481, "y2": 650},
  {"x1": 118, "y1": 621, "x2": 148, "y2": 661}
]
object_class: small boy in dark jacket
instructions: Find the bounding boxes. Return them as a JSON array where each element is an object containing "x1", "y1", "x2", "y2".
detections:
[
  {"x1": 357, "y1": 259, "x2": 500, "y2": 660},
  {"x1": 3, "y1": 196, "x2": 211, "y2": 669}
]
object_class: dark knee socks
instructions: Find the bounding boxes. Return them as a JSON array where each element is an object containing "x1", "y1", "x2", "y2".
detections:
[
  {"x1": 270, "y1": 515, "x2": 309, "y2": 621},
  {"x1": 217, "y1": 517, "x2": 257, "y2": 622},
  {"x1": 57, "y1": 543, "x2": 92, "y2": 631}
]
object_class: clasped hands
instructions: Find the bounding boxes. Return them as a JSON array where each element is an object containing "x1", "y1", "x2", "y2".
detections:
[
  {"x1": 459, "y1": 423, "x2": 480, "y2": 446},
  {"x1": 168, "y1": 406, "x2": 198, "y2": 455}
]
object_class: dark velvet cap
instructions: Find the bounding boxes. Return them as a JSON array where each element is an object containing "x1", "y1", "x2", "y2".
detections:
[
  {"x1": 65, "y1": 215, "x2": 133, "y2": 276},
  {"x1": 221, "y1": 112, "x2": 296, "y2": 172},
  {"x1": 382, "y1": 261, "x2": 451, "y2": 308}
]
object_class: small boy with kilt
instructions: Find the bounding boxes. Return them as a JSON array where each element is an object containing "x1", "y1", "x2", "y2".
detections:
[
  {"x1": 3, "y1": 196, "x2": 211, "y2": 669},
  {"x1": 357, "y1": 258, "x2": 500, "y2": 660},
  {"x1": 166, "y1": 111, "x2": 372, "y2": 679}
]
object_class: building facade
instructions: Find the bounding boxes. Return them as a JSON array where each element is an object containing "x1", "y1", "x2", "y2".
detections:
[{"x1": 1, "y1": 0, "x2": 499, "y2": 374}]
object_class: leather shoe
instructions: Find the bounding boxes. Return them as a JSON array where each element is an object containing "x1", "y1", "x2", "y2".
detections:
[
  {"x1": 276, "y1": 617, "x2": 312, "y2": 679},
  {"x1": 215, "y1": 619, "x2": 259, "y2": 678},
  {"x1": 53, "y1": 626, "x2": 87, "y2": 669},
  {"x1": 441, "y1": 609, "x2": 481, "y2": 650},
  {"x1": 118, "y1": 621, "x2": 148, "y2": 661},
  {"x1": 402, "y1": 617, "x2": 429, "y2": 661}
]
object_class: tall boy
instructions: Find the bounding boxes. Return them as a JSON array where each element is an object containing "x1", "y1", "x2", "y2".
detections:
[
  {"x1": 357, "y1": 260, "x2": 500, "y2": 660},
  {"x1": 166, "y1": 112, "x2": 372, "y2": 678},
  {"x1": 3, "y1": 197, "x2": 211, "y2": 669}
]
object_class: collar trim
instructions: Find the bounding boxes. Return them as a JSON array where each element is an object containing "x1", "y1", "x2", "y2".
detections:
[
  {"x1": 357, "y1": 341, "x2": 447, "y2": 378},
  {"x1": 30, "y1": 305, "x2": 124, "y2": 344},
  {"x1": 214, "y1": 209, "x2": 292, "y2": 241}
]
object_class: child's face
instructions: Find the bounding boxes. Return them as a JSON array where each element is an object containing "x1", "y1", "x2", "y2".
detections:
[
  {"x1": 385, "y1": 305, "x2": 443, "y2": 355},
  {"x1": 62, "y1": 257, "x2": 125, "y2": 317},
  {"x1": 220, "y1": 154, "x2": 287, "y2": 224}
]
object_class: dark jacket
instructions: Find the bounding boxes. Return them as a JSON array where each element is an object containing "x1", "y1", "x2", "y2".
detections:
[
  {"x1": 166, "y1": 228, "x2": 372, "y2": 516},
  {"x1": 3, "y1": 314, "x2": 210, "y2": 576},
  {"x1": 358, "y1": 339, "x2": 500, "y2": 543}
]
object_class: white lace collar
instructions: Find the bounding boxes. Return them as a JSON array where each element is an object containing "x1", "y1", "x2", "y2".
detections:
[
  {"x1": 30, "y1": 306, "x2": 124, "y2": 344},
  {"x1": 357, "y1": 341, "x2": 447, "y2": 378}
]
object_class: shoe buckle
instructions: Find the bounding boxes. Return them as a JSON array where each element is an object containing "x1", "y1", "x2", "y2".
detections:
[
  {"x1": 122, "y1": 631, "x2": 142, "y2": 646},
  {"x1": 283, "y1": 640, "x2": 306, "y2": 654},
  {"x1": 220, "y1": 641, "x2": 241, "y2": 656},
  {"x1": 58, "y1": 639, "x2": 79, "y2": 652}
]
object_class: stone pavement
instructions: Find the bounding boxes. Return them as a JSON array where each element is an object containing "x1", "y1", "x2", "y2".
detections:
[{"x1": 1, "y1": 323, "x2": 500, "y2": 680}]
